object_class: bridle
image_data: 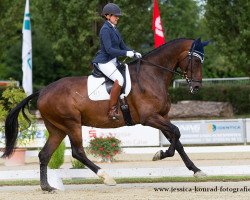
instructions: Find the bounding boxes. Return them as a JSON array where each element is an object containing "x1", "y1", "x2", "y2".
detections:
[
  {"x1": 181, "y1": 48, "x2": 204, "y2": 93},
  {"x1": 136, "y1": 46, "x2": 204, "y2": 93}
]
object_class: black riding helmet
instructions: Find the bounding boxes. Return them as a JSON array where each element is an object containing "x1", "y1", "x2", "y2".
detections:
[{"x1": 101, "y1": 3, "x2": 122, "y2": 16}]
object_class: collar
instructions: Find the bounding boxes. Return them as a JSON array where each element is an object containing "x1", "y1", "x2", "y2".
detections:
[{"x1": 107, "y1": 20, "x2": 116, "y2": 28}]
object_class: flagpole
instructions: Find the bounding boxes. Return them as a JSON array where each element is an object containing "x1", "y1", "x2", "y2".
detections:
[{"x1": 22, "y1": 0, "x2": 33, "y2": 95}]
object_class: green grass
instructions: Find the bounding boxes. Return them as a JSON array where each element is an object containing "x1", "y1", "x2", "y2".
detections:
[{"x1": 1, "y1": 176, "x2": 250, "y2": 186}]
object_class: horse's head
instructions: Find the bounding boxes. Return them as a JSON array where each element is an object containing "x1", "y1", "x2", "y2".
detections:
[{"x1": 177, "y1": 38, "x2": 209, "y2": 94}]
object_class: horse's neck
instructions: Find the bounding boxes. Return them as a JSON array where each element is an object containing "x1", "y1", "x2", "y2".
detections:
[
  {"x1": 141, "y1": 49, "x2": 177, "y2": 87},
  {"x1": 129, "y1": 58, "x2": 173, "y2": 94},
  {"x1": 129, "y1": 42, "x2": 186, "y2": 92}
]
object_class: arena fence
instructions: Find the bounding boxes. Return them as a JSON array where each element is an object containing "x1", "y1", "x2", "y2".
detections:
[
  {"x1": 173, "y1": 77, "x2": 250, "y2": 88},
  {"x1": 1, "y1": 118, "x2": 250, "y2": 148}
]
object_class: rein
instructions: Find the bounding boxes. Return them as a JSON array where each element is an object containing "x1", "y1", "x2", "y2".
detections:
[
  {"x1": 139, "y1": 59, "x2": 183, "y2": 77},
  {"x1": 135, "y1": 49, "x2": 203, "y2": 93},
  {"x1": 135, "y1": 58, "x2": 184, "y2": 93}
]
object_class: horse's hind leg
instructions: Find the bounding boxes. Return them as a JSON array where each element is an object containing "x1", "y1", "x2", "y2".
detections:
[
  {"x1": 68, "y1": 124, "x2": 116, "y2": 186},
  {"x1": 145, "y1": 115, "x2": 179, "y2": 159},
  {"x1": 154, "y1": 123, "x2": 206, "y2": 177},
  {"x1": 38, "y1": 119, "x2": 66, "y2": 191}
]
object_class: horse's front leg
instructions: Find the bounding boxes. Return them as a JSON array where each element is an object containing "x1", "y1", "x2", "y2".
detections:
[
  {"x1": 144, "y1": 115, "x2": 180, "y2": 159},
  {"x1": 175, "y1": 140, "x2": 206, "y2": 177}
]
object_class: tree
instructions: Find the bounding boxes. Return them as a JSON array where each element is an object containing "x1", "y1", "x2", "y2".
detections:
[
  {"x1": 32, "y1": 0, "x2": 153, "y2": 75},
  {"x1": 1, "y1": 0, "x2": 220, "y2": 88},
  {"x1": 204, "y1": 0, "x2": 250, "y2": 76},
  {"x1": 160, "y1": 0, "x2": 201, "y2": 40},
  {"x1": 0, "y1": 0, "x2": 24, "y2": 81},
  {"x1": 0, "y1": 0, "x2": 23, "y2": 60},
  {"x1": 32, "y1": 0, "x2": 102, "y2": 76}
]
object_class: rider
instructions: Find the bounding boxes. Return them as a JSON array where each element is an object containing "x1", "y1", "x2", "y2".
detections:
[{"x1": 93, "y1": 3, "x2": 142, "y2": 120}]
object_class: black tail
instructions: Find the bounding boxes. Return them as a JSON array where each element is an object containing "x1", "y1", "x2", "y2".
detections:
[{"x1": 1, "y1": 91, "x2": 40, "y2": 158}]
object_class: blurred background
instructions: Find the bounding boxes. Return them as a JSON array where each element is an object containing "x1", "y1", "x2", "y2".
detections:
[{"x1": 0, "y1": 0, "x2": 249, "y2": 116}]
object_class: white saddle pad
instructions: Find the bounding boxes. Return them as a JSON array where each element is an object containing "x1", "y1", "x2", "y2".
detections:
[{"x1": 87, "y1": 64, "x2": 132, "y2": 101}]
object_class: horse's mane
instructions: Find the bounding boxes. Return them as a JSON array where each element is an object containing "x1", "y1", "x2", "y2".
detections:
[{"x1": 128, "y1": 38, "x2": 193, "y2": 65}]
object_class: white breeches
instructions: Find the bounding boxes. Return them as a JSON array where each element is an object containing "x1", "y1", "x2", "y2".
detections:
[{"x1": 98, "y1": 58, "x2": 124, "y2": 87}]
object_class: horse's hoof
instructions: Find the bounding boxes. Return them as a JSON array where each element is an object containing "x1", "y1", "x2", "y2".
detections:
[
  {"x1": 194, "y1": 170, "x2": 207, "y2": 178},
  {"x1": 41, "y1": 185, "x2": 57, "y2": 192},
  {"x1": 152, "y1": 150, "x2": 163, "y2": 161},
  {"x1": 104, "y1": 176, "x2": 117, "y2": 186},
  {"x1": 97, "y1": 169, "x2": 117, "y2": 186}
]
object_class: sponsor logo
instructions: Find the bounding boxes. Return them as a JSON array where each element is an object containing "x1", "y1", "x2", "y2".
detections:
[{"x1": 208, "y1": 123, "x2": 241, "y2": 133}]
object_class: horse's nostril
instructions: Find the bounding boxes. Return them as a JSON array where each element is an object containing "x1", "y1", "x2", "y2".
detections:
[
  {"x1": 193, "y1": 86, "x2": 199, "y2": 93},
  {"x1": 190, "y1": 85, "x2": 200, "y2": 94},
  {"x1": 194, "y1": 86, "x2": 200, "y2": 90}
]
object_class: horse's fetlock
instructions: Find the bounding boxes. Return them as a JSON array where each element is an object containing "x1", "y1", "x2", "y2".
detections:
[{"x1": 168, "y1": 150, "x2": 175, "y2": 157}]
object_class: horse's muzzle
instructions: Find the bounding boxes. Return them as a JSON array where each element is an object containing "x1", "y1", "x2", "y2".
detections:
[{"x1": 189, "y1": 81, "x2": 202, "y2": 94}]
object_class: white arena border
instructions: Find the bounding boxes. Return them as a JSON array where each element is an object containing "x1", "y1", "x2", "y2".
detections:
[
  {"x1": 122, "y1": 145, "x2": 250, "y2": 154},
  {"x1": 1, "y1": 145, "x2": 250, "y2": 181},
  {"x1": 24, "y1": 145, "x2": 250, "y2": 157},
  {"x1": 1, "y1": 165, "x2": 250, "y2": 181}
]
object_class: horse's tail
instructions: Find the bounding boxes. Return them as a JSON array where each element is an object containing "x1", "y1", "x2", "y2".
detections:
[{"x1": 1, "y1": 91, "x2": 40, "y2": 158}]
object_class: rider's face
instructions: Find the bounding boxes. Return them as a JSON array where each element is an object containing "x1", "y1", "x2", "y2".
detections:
[{"x1": 107, "y1": 15, "x2": 119, "y2": 25}]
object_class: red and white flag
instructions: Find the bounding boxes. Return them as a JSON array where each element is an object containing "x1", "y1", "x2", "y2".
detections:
[{"x1": 152, "y1": 0, "x2": 165, "y2": 48}]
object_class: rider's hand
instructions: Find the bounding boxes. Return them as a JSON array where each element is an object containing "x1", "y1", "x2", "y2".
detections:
[
  {"x1": 134, "y1": 52, "x2": 142, "y2": 58},
  {"x1": 126, "y1": 51, "x2": 134, "y2": 58}
]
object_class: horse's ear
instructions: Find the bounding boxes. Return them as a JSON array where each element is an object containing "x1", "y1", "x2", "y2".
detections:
[{"x1": 202, "y1": 40, "x2": 210, "y2": 47}]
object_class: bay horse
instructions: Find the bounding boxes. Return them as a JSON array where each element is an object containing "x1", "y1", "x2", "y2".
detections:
[{"x1": 2, "y1": 38, "x2": 209, "y2": 191}]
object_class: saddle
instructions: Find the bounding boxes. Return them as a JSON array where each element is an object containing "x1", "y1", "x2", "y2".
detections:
[
  {"x1": 90, "y1": 63, "x2": 133, "y2": 126},
  {"x1": 92, "y1": 63, "x2": 126, "y2": 95}
]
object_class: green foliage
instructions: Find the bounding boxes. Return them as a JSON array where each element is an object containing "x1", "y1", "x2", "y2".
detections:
[
  {"x1": 32, "y1": 0, "x2": 100, "y2": 76},
  {"x1": 0, "y1": 0, "x2": 205, "y2": 86},
  {"x1": 88, "y1": 136, "x2": 121, "y2": 161},
  {"x1": 204, "y1": 0, "x2": 250, "y2": 76},
  {"x1": 2, "y1": 87, "x2": 26, "y2": 110},
  {"x1": 0, "y1": 85, "x2": 36, "y2": 146},
  {"x1": 116, "y1": 0, "x2": 152, "y2": 52},
  {"x1": 161, "y1": 0, "x2": 200, "y2": 40},
  {"x1": 0, "y1": 103, "x2": 7, "y2": 123},
  {"x1": 71, "y1": 159, "x2": 86, "y2": 169},
  {"x1": 0, "y1": 0, "x2": 249, "y2": 87},
  {"x1": 169, "y1": 85, "x2": 250, "y2": 115},
  {"x1": 0, "y1": 0, "x2": 23, "y2": 60},
  {"x1": 45, "y1": 131, "x2": 65, "y2": 169}
]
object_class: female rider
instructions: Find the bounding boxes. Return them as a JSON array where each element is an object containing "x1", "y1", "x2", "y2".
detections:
[{"x1": 93, "y1": 3, "x2": 142, "y2": 120}]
